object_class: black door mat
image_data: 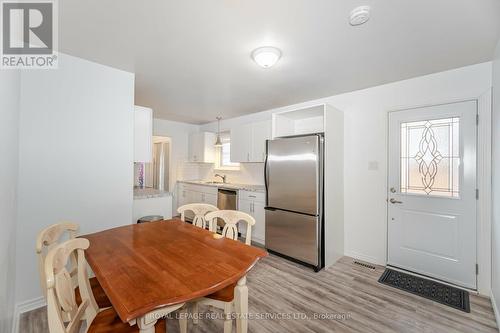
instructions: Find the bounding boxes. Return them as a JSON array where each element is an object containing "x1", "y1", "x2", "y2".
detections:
[{"x1": 378, "y1": 268, "x2": 470, "y2": 313}]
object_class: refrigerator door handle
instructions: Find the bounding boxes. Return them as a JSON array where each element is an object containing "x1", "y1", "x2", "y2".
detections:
[{"x1": 264, "y1": 139, "x2": 269, "y2": 206}]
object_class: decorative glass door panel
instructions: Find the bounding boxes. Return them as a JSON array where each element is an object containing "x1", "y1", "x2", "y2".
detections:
[{"x1": 400, "y1": 117, "x2": 460, "y2": 198}]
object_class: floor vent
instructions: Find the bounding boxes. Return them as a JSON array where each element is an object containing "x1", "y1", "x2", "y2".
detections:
[{"x1": 353, "y1": 260, "x2": 376, "y2": 270}]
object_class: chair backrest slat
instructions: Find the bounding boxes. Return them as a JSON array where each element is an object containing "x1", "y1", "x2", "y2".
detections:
[
  {"x1": 36, "y1": 222, "x2": 79, "y2": 299},
  {"x1": 45, "y1": 238, "x2": 98, "y2": 333},
  {"x1": 205, "y1": 210, "x2": 256, "y2": 245},
  {"x1": 177, "y1": 203, "x2": 219, "y2": 230}
]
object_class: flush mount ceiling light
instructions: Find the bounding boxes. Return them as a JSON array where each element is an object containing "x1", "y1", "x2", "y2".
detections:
[
  {"x1": 349, "y1": 6, "x2": 371, "y2": 26},
  {"x1": 251, "y1": 46, "x2": 282, "y2": 68}
]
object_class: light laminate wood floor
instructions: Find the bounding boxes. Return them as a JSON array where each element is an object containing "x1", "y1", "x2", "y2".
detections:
[{"x1": 20, "y1": 255, "x2": 498, "y2": 333}]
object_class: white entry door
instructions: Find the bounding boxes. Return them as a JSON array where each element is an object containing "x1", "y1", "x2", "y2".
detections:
[{"x1": 387, "y1": 100, "x2": 477, "y2": 289}]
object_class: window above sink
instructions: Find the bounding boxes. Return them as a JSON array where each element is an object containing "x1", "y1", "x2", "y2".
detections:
[{"x1": 215, "y1": 131, "x2": 240, "y2": 171}]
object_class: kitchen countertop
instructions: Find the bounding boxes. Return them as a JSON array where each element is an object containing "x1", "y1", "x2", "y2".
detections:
[
  {"x1": 179, "y1": 180, "x2": 265, "y2": 193},
  {"x1": 133, "y1": 187, "x2": 173, "y2": 199}
]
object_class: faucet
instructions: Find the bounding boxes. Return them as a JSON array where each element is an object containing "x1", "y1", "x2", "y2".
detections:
[{"x1": 214, "y1": 174, "x2": 227, "y2": 183}]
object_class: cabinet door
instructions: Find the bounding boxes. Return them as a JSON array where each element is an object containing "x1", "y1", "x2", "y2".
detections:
[
  {"x1": 203, "y1": 193, "x2": 217, "y2": 206},
  {"x1": 252, "y1": 201, "x2": 266, "y2": 244},
  {"x1": 238, "y1": 199, "x2": 252, "y2": 238},
  {"x1": 251, "y1": 120, "x2": 272, "y2": 162},
  {"x1": 189, "y1": 190, "x2": 203, "y2": 203},
  {"x1": 188, "y1": 133, "x2": 203, "y2": 162},
  {"x1": 189, "y1": 132, "x2": 216, "y2": 163},
  {"x1": 177, "y1": 188, "x2": 188, "y2": 208},
  {"x1": 134, "y1": 106, "x2": 153, "y2": 162},
  {"x1": 183, "y1": 190, "x2": 199, "y2": 220},
  {"x1": 230, "y1": 124, "x2": 252, "y2": 162},
  {"x1": 202, "y1": 132, "x2": 216, "y2": 163},
  {"x1": 238, "y1": 199, "x2": 252, "y2": 214}
]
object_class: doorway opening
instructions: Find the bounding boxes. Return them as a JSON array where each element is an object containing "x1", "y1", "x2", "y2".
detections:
[{"x1": 134, "y1": 136, "x2": 171, "y2": 192}]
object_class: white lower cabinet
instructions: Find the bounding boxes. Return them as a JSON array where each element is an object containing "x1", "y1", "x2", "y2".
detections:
[
  {"x1": 177, "y1": 183, "x2": 265, "y2": 244},
  {"x1": 198, "y1": 192, "x2": 217, "y2": 206},
  {"x1": 177, "y1": 184, "x2": 192, "y2": 207},
  {"x1": 177, "y1": 183, "x2": 218, "y2": 213},
  {"x1": 238, "y1": 190, "x2": 266, "y2": 245},
  {"x1": 252, "y1": 201, "x2": 265, "y2": 243}
]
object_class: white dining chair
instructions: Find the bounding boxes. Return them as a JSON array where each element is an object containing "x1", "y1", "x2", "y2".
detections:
[
  {"x1": 44, "y1": 238, "x2": 183, "y2": 333},
  {"x1": 205, "y1": 210, "x2": 255, "y2": 245},
  {"x1": 177, "y1": 203, "x2": 219, "y2": 229},
  {"x1": 36, "y1": 222, "x2": 111, "y2": 315},
  {"x1": 180, "y1": 210, "x2": 256, "y2": 333}
]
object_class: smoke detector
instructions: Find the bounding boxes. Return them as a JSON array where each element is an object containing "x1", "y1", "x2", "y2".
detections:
[{"x1": 349, "y1": 6, "x2": 371, "y2": 26}]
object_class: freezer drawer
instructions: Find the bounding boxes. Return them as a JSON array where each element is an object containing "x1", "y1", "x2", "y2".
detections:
[{"x1": 265, "y1": 208, "x2": 319, "y2": 266}]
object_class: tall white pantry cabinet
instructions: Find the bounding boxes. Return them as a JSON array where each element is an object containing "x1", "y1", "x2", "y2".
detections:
[{"x1": 272, "y1": 104, "x2": 344, "y2": 268}]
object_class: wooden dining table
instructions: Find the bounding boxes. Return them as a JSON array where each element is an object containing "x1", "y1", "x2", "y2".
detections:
[{"x1": 82, "y1": 219, "x2": 268, "y2": 333}]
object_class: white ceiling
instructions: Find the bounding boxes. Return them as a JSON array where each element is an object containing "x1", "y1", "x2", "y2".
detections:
[{"x1": 59, "y1": 1, "x2": 500, "y2": 124}]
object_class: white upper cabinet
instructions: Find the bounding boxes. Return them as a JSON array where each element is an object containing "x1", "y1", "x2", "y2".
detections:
[
  {"x1": 251, "y1": 120, "x2": 272, "y2": 162},
  {"x1": 230, "y1": 120, "x2": 271, "y2": 163},
  {"x1": 273, "y1": 105, "x2": 325, "y2": 138},
  {"x1": 230, "y1": 123, "x2": 252, "y2": 162},
  {"x1": 134, "y1": 106, "x2": 153, "y2": 163},
  {"x1": 188, "y1": 132, "x2": 216, "y2": 163}
]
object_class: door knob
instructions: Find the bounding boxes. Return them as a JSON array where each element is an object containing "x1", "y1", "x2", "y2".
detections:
[{"x1": 389, "y1": 198, "x2": 403, "y2": 204}]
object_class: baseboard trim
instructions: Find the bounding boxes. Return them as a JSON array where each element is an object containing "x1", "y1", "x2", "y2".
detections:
[
  {"x1": 11, "y1": 297, "x2": 46, "y2": 333},
  {"x1": 491, "y1": 291, "x2": 500, "y2": 332},
  {"x1": 345, "y1": 250, "x2": 384, "y2": 266},
  {"x1": 251, "y1": 239, "x2": 265, "y2": 248}
]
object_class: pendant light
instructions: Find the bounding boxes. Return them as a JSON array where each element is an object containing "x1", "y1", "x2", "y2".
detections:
[{"x1": 214, "y1": 116, "x2": 223, "y2": 147}]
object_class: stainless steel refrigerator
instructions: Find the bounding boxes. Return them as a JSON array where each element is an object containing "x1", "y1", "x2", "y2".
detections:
[
  {"x1": 135, "y1": 141, "x2": 170, "y2": 191},
  {"x1": 265, "y1": 134, "x2": 324, "y2": 271}
]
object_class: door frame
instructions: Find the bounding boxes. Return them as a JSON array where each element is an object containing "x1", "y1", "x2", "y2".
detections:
[{"x1": 385, "y1": 90, "x2": 492, "y2": 295}]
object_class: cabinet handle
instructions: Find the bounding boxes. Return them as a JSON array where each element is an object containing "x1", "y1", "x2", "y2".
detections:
[
  {"x1": 247, "y1": 152, "x2": 250, "y2": 162},
  {"x1": 249, "y1": 195, "x2": 256, "y2": 198}
]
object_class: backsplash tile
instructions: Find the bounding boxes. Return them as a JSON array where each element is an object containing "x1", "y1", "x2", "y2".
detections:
[{"x1": 179, "y1": 162, "x2": 264, "y2": 185}]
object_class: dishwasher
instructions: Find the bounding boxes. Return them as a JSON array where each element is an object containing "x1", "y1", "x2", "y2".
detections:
[{"x1": 217, "y1": 188, "x2": 238, "y2": 231}]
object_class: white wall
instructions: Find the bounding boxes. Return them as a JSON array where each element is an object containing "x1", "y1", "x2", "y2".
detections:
[
  {"x1": 15, "y1": 53, "x2": 135, "y2": 305},
  {"x1": 153, "y1": 118, "x2": 199, "y2": 208},
  {"x1": 491, "y1": 41, "x2": 500, "y2": 323},
  {"x1": 0, "y1": 71, "x2": 20, "y2": 333},
  {"x1": 201, "y1": 62, "x2": 492, "y2": 265}
]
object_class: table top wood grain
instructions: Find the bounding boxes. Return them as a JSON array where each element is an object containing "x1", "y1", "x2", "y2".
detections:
[{"x1": 82, "y1": 219, "x2": 267, "y2": 323}]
